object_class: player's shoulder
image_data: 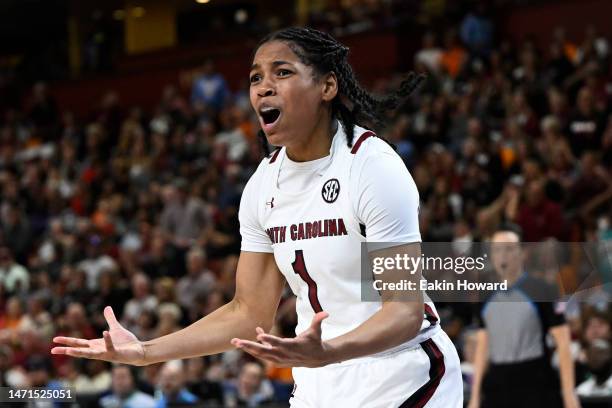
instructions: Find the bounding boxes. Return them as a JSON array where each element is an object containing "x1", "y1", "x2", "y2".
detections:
[
  {"x1": 347, "y1": 125, "x2": 404, "y2": 177},
  {"x1": 348, "y1": 125, "x2": 397, "y2": 160}
]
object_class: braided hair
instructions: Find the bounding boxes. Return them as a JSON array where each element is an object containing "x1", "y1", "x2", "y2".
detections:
[{"x1": 254, "y1": 27, "x2": 425, "y2": 156}]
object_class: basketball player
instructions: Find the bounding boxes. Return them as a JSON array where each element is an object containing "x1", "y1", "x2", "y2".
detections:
[{"x1": 52, "y1": 27, "x2": 463, "y2": 407}]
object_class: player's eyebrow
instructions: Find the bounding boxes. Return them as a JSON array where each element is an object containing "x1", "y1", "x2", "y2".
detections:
[{"x1": 250, "y1": 60, "x2": 293, "y2": 71}]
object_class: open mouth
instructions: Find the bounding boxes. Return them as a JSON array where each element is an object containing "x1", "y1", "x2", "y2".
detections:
[{"x1": 260, "y1": 108, "x2": 281, "y2": 125}]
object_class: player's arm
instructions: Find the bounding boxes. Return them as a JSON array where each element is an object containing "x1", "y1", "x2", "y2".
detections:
[
  {"x1": 143, "y1": 250, "x2": 285, "y2": 364},
  {"x1": 323, "y1": 242, "x2": 424, "y2": 362},
  {"x1": 550, "y1": 324, "x2": 580, "y2": 408},
  {"x1": 52, "y1": 250, "x2": 285, "y2": 365},
  {"x1": 53, "y1": 161, "x2": 286, "y2": 364},
  {"x1": 468, "y1": 329, "x2": 488, "y2": 408}
]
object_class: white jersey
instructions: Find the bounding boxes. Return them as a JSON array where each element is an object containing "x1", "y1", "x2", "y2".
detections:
[{"x1": 239, "y1": 124, "x2": 440, "y2": 353}]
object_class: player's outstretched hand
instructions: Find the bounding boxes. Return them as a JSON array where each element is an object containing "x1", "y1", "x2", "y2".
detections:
[
  {"x1": 231, "y1": 311, "x2": 331, "y2": 368},
  {"x1": 51, "y1": 306, "x2": 146, "y2": 366}
]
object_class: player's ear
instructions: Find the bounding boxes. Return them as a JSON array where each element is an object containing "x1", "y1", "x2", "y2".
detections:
[{"x1": 321, "y1": 72, "x2": 338, "y2": 102}]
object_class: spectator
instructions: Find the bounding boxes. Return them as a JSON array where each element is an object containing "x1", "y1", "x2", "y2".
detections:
[
  {"x1": 154, "y1": 360, "x2": 199, "y2": 407},
  {"x1": 567, "y1": 87, "x2": 605, "y2": 157},
  {"x1": 515, "y1": 179, "x2": 564, "y2": 242},
  {"x1": 191, "y1": 59, "x2": 230, "y2": 113},
  {"x1": 20, "y1": 295, "x2": 54, "y2": 341},
  {"x1": 537, "y1": 115, "x2": 575, "y2": 189},
  {"x1": 141, "y1": 228, "x2": 180, "y2": 279},
  {"x1": 99, "y1": 365, "x2": 156, "y2": 408},
  {"x1": 215, "y1": 106, "x2": 249, "y2": 162},
  {"x1": 546, "y1": 41, "x2": 575, "y2": 87},
  {"x1": 0, "y1": 346, "x2": 12, "y2": 387},
  {"x1": 56, "y1": 302, "x2": 96, "y2": 342},
  {"x1": 177, "y1": 247, "x2": 216, "y2": 312},
  {"x1": 25, "y1": 355, "x2": 65, "y2": 407},
  {"x1": 0, "y1": 296, "x2": 24, "y2": 332},
  {"x1": 583, "y1": 309, "x2": 611, "y2": 343},
  {"x1": 567, "y1": 151, "x2": 610, "y2": 211},
  {"x1": 553, "y1": 27, "x2": 578, "y2": 64},
  {"x1": 154, "y1": 302, "x2": 182, "y2": 338},
  {"x1": 63, "y1": 359, "x2": 112, "y2": 396},
  {"x1": 440, "y1": 29, "x2": 467, "y2": 79},
  {"x1": 132, "y1": 309, "x2": 157, "y2": 342},
  {"x1": 0, "y1": 246, "x2": 29, "y2": 295},
  {"x1": 415, "y1": 32, "x2": 443, "y2": 74},
  {"x1": 185, "y1": 357, "x2": 224, "y2": 405},
  {"x1": 27, "y1": 82, "x2": 59, "y2": 141},
  {"x1": 122, "y1": 273, "x2": 158, "y2": 330},
  {"x1": 0, "y1": 204, "x2": 32, "y2": 264},
  {"x1": 160, "y1": 179, "x2": 210, "y2": 250},
  {"x1": 576, "y1": 339, "x2": 612, "y2": 397},
  {"x1": 460, "y1": 3, "x2": 493, "y2": 58},
  {"x1": 223, "y1": 362, "x2": 274, "y2": 407},
  {"x1": 77, "y1": 235, "x2": 118, "y2": 291},
  {"x1": 577, "y1": 25, "x2": 610, "y2": 65}
]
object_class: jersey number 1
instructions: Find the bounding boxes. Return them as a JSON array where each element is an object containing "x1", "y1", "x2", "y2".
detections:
[{"x1": 291, "y1": 250, "x2": 323, "y2": 313}]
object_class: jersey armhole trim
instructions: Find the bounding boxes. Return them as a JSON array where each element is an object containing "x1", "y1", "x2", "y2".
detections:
[
  {"x1": 268, "y1": 148, "x2": 281, "y2": 163},
  {"x1": 350, "y1": 131, "x2": 376, "y2": 154}
]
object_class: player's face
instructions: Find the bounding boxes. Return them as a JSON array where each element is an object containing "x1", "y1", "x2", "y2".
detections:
[{"x1": 249, "y1": 41, "x2": 326, "y2": 147}]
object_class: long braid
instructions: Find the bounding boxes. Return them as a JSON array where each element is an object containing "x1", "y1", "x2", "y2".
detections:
[{"x1": 256, "y1": 27, "x2": 425, "y2": 149}]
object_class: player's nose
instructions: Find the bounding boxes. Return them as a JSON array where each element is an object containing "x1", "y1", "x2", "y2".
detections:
[{"x1": 257, "y1": 78, "x2": 276, "y2": 98}]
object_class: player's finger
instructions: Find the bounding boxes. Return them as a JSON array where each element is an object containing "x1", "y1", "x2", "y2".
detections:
[
  {"x1": 103, "y1": 331, "x2": 115, "y2": 352},
  {"x1": 241, "y1": 347, "x2": 283, "y2": 365},
  {"x1": 257, "y1": 333, "x2": 290, "y2": 348},
  {"x1": 52, "y1": 336, "x2": 90, "y2": 347},
  {"x1": 235, "y1": 339, "x2": 285, "y2": 359},
  {"x1": 104, "y1": 306, "x2": 121, "y2": 329},
  {"x1": 309, "y1": 311, "x2": 329, "y2": 337},
  {"x1": 64, "y1": 347, "x2": 101, "y2": 359},
  {"x1": 235, "y1": 338, "x2": 272, "y2": 351},
  {"x1": 254, "y1": 327, "x2": 272, "y2": 346},
  {"x1": 233, "y1": 338, "x2": 288, "y2": 359}
]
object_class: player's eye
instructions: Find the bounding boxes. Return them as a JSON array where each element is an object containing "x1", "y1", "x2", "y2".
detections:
[
  {"x1": 277, "y1": 69, "x2": 292, "y2": 77},
  {"x1": 249, "y1": 74, "x2": 261, "y2": 84}
]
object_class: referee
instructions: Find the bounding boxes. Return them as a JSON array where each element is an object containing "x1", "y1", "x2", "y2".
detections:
[{"x1": 468, "y1": 225, "x2": 580, "y2": 408}]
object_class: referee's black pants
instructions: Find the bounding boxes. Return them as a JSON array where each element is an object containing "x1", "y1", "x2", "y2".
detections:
[{"x1": 482, "y1": 356, "x2": 563, "y2": 408}]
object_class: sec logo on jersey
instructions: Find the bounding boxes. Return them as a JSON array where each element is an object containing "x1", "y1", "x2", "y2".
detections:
[{"x1": 322, "y1": 178, "x2": 340, "y2": 203}]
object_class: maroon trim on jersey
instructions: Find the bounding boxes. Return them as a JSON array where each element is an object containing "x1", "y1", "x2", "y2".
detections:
[
  {"x1": 399, "y1": 338, "x2": 446, "y2": 408},
  {"x1": 350, "y1": 131, "x2": 376, "y2": 154},
  {"x1": 424, "y1": 304, "x2": 438, "y2": 326},
  {"x1": 291, "y1": 250, "x2": 323, "y2": 313},
  {"x1": 269, "y1": 148, "x2": 281, "y2": 163}
]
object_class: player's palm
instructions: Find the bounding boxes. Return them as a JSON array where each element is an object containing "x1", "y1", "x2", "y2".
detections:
[
  {"x1": 52, "y1": 306, "x2": 146, "y2": 366},
  {"x1": 234, "y1": 311, "x2": 331, "y2": 368}
]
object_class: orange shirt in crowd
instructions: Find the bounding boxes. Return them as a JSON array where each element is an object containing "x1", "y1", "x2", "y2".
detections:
[
  {"x1": 266, "y1": 365, "x2": 293, "y2": 383},
  {"x1": 441, "y1": 46, "x2": 467, "y2": 78}
]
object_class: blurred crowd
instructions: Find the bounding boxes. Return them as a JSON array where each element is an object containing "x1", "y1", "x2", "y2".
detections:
[{"x1": 1, "y1": 6, "x2": 612, "y2": 408}]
